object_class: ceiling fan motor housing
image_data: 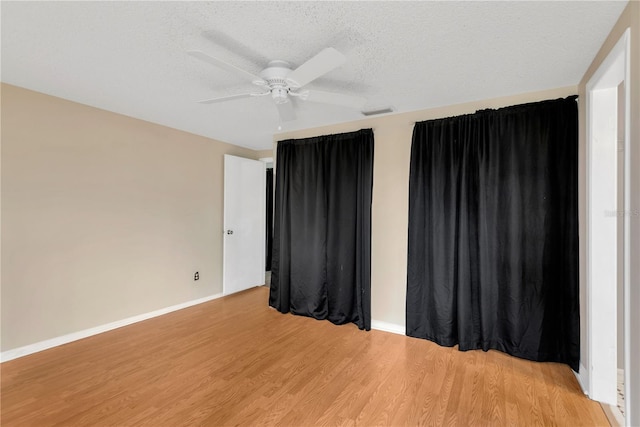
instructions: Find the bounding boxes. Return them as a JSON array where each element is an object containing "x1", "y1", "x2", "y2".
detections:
[{"x1": 259, "y1": 60, "x2": 295, "y2": 104}]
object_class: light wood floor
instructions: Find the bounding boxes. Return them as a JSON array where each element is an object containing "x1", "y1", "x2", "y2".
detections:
[{"x1": 1, "y1": 286, "x2": 608, "y2": 426}]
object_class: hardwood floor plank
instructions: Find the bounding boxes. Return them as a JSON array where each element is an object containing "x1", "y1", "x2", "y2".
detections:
[{"x1": 1, "y1": 286, "x2": 609, "y2": 426}]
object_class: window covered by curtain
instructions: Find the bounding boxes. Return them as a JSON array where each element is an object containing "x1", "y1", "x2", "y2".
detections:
[
  {"x1": 407, "y1": 97, "x2": 579, "y2": 370},
  {"x1": 270, "y1": 129, "x2": 374, "y2": 330}
]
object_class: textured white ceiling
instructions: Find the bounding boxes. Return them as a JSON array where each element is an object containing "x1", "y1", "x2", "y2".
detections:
[{"x1": 1, "y1": 1, "x2": 628, "y2": 150}]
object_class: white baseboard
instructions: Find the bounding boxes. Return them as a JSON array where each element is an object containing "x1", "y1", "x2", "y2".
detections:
[
  {"x1": 0, "y1": 293, "x2": 223, "y2": 363},
  {"x1": 371, "y1": 320, "x2": 405, "y2": 335},
  {"x1": 575, "y1": 362, "x2": 589, "y2": 396}
]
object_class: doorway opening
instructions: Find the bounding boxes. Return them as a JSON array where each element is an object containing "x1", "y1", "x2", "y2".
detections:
[
  {"x1": 261, "y1": 156, "x2": 274, "y2": 287},
  {"x1": 222, "y1": 155, "x2": 266, "y2": 295},
  {"x1": 586, "y1": 28, "x2": 630, "y2": 424}
]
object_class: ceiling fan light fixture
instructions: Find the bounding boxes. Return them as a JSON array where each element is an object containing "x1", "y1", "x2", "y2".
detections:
[{"x1": 271, "y1": 87, "x2": 289, "y2": 104}]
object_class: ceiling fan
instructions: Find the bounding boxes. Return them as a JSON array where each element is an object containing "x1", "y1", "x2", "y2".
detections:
[{"x1": 188, "y1": 47, "x2": 365, "y2": 122}]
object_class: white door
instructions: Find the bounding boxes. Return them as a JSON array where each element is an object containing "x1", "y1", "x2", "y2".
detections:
[{"x1": 223, "y1": 154, "x2": 266, "y2": 295}]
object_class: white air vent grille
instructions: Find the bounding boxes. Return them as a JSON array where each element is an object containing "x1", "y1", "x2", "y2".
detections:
[{"x1": 362, "y1": 107, "x2": 394, "y2": 116}]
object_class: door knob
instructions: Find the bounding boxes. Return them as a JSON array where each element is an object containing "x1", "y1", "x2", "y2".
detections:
[{"x1": 227, "y1": 230, "x2": 234, "y2": 235}]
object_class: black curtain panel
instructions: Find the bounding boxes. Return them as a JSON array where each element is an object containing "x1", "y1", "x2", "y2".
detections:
[
  {"x1": 270, "y1": 129, "x2": 374, "y2": 330},
  {"x1": 406, "y1": 97, "x2": 579, "y2": 370},
  {"x1": 265, "y1": 168, "x2": 273, "y2": 271}
]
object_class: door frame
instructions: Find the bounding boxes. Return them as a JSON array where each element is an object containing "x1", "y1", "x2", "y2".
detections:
[{"x1": 585, "y1": 28, "x2": 630, "y2": 416}]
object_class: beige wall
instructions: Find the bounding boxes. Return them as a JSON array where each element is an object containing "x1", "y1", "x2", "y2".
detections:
[
  {"x1": 1, "y1": 84, "x2": 259, "y2": 351},
  {"x1": 256, "y1": 149, "x2": 274, "y2": 159},
  {"x1": 578, "y1": 1, "x2": 639, "y2": 423},
  {"x1": 275, "y1": 86, "x2": 577, "y2": 327}
]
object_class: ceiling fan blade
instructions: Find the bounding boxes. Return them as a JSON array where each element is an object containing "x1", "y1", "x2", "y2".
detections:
[
  {"x1": 201, "y1": 29, "x2": 271, "y2": 68},
  {"x1": 196, "y1": 93, "x2": 255, "y2": 104},
  {"x1": 286, "y1": 47, "x2": 346, "y2": 88},
  {"x1": 303, "y1": 90, "x2": 366, "y2": 109},
  {"x1": 276, "y1": 101, "x2": 296, "y2": 122},
  {"x1": 188, "y1": 50, "x2": 265, "y2": 84}
]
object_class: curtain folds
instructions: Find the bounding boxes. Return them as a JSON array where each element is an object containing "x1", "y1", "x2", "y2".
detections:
[
  {"x1": 407, "y1": 97, "x2": 579, "y2": 370},
  {"x1": 270, "y1": 129, "x2": 374, "y2": 330}
]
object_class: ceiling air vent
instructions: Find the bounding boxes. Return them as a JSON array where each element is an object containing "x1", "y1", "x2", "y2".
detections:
[{"x1": 361, "y1": 107, "x2": 394, "y2": 116}]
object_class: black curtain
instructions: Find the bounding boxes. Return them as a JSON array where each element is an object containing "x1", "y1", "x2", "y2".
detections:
[
  {"x1": 270, "y1": 129, "x2": 374, "y2": 330},
  {"x1": 406, "y1": 97, "x2": 579, "y2": 370},
  {"x1": 265, "y1": 168, "x2": 273, "y2": 271}
]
